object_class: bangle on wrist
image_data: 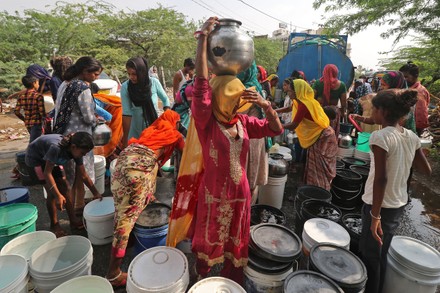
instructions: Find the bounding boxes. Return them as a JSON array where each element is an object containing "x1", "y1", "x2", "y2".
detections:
[
  {"x1": 194, "y1": 30, "x2": 208, "y2": 39},
  {"x1": 370, "y1": 210, "x2": 381, "y2": 220}
]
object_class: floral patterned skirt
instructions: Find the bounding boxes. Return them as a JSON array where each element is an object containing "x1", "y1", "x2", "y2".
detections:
[{"x1": 111, "y1": 144, "x2": 158, "y2": 258}]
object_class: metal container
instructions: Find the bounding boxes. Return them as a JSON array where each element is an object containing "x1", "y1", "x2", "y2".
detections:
[
  {"x1": 207, "y1": 19, "x2": 254, "y2": 75},
  {"x1": 92, "y1": 120, "x2": 112, "y2": 146},
  {"x1": 268, "y1": 153, "x2": 288, "y2": 177},
  {"x1": 338, "y1": 133, "x2": 353, "y2": 148}
]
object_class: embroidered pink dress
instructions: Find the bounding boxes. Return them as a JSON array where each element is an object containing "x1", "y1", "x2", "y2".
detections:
[{"x1": 191, "y1": 77, "x2": 281, "y2": 268}]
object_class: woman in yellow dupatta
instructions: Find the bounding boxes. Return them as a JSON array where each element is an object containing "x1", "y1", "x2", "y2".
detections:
[
  {"x1": 167, "y1": 16, "x2": 283, "y2": 285},
  {"x1": 284, "y1": 79, "x2": 338, "y2": 190}
]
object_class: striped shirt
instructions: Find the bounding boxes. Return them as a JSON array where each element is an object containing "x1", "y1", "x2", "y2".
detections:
[{"x1": 14, "y1": 89, "x2": 45, "y2": 127}]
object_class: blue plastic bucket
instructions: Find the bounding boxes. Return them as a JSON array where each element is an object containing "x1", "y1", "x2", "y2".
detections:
[
  {"x1": 356, "y1": 132, "x2": 371, "y2": 153},
  {"x1": 0, "y1": 187, "x2": 30, "y2": 207},
  {"x1": 132, "y1": 203, "x2": 171, "y2": 256},
  {"x1": 0, "y1": 203, "x2": 38, "y2": 249}
]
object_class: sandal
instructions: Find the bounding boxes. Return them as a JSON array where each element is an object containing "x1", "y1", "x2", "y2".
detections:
[
  {"x1": 106, "y1": 271, "x2": 127, "y2": 288},
  {"x1": 70, "y1": 221, "x2": 85, "y2": 231}
]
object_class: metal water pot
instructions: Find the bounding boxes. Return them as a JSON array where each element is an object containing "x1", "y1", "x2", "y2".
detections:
[
  {"x1": 268, "y1": 153, "x2": 289, "y2": 177},
  {"x1": 207, "y1": 18, "x2": 254, "y2": 75},
  {"x1": 338, "y1": 133, "x2": 353, "y2": 148},
  {"x1": 93, "y1": 119, "x2": 112, "y2": 146}
]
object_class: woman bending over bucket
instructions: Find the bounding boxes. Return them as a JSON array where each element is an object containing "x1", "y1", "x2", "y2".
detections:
[{"x1": 106, "y1": 110, "x2": 184, "y2": 288}]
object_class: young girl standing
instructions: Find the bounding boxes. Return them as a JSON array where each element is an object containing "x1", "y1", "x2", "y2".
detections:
[{"x1": 359, "y1": 89, "x2": 431, "y2": 293}]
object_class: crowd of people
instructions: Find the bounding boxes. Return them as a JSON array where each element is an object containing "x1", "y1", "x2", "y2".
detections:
[{"x1": 9, "y1": 16, "x2": 433, "y2": 292}]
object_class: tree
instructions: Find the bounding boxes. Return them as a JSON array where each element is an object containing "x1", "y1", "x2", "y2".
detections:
[
  {"x1": 254, "y1": 37, "x2": 284, "y2": 74},
  {"x1": 313, "y1": 0, "x2": 440, "y2": 42}
]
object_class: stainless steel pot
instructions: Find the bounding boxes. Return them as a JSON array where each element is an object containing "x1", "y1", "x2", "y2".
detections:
[
  {"x1": 338, "y1": 133, "x2": 353, "y2": 148},
  {"x1": 93, "y1": 119, "x2": 112, "y2": 146},
  {"x1": 207, "y1": 18, "x2": 254, "y2": 75},
  {"x1": 268, "y1": 153, "x2": 289, "y2": 177}
]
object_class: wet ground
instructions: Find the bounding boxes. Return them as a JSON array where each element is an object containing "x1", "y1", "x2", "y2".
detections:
[{"x1": 0, "y1": 138, "x2": 439, "y2": 292}]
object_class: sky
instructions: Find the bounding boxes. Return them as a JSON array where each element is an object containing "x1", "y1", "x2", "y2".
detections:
[{"x1": 2, "y1": 0, "x2": 412, "y2": 70}]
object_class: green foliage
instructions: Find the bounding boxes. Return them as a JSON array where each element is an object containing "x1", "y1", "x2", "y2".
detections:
[
  {"x1": 313, "y1": 0, "x2": 440, "y2": 42},
  {"x1": 254, "y1": 38, "x2": 285, "y2": 74}
]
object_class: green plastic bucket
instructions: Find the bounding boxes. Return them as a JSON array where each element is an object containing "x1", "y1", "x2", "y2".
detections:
[
  {"x1": 356, "y1": 132, "x2": 371, "y2": 153},
  {"x1": 0, "y1": 203, "x2": 38, "y2": 249}
]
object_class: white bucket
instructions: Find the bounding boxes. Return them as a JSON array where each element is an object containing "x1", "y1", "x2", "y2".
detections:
[
  {"x1": 109, "y1": 159, "x2": 117, "y2": 192},
  {"x1": 0, "y1": 254, "x2": 29, "y2": 293},
  {"x1": 383, "y1": 236, "x2": 440, "y2": 293},
  {"x1": 127, "y1": 246, "x2": 189, "y2": 293},
  {"x1": 258, "y1": 175, "x2": 288, "y2": 209},
  {"x1": 244, "y1": 265, "x2": 293, "y2": 293},
  {"x1": 83, "y1": 197, "x2": 115, "y2": 245},
  {"x1": 189, "y1": 277, "x2": 246, "y2": 293},
  {"x1": 302, "y1": 218, "x2": 350, "y2": 256},
  {"x1": 0, "y1": 230, "x2": 56, "y2": 261},
  {"x1": 85, "y1": 155, "x2": 106, "y2": 199},
  {"x1": 29, "y1": 236, "x2": 93, "y2": 293},
  {"x1": 51, "y1": 275, "x2": 113, "y2": 292}
]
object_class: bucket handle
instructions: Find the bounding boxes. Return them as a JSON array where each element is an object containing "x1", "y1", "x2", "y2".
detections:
[
  {"x1": 82, "y1": 217, "x2": 113, "y2": 240},
  {"x1": 348, "y1": 114, "x2": 363, "y2": 132},
  {"x1": 356, "y1": 138, "x2": 369, "y2": 146},
  {"x1": 332, "y1": 185, "x2": 363, "y2": 201}
]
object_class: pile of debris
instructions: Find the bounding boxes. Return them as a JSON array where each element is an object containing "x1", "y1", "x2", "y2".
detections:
[{"x1": 0, "y1": 127, "x2": 29, "y2": 142}]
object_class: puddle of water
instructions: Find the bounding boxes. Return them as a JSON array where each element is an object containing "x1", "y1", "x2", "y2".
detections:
[{"x1": 398, "y1": 181, "x2": 440, "y2": 251}]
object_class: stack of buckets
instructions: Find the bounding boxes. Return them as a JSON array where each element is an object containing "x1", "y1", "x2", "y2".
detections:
[
  {"x1": 0, "y1": 254, "x2": 29, "y2": 293},
  {"x1": 259, "y1": 147, "x2": 291, "y2": 209},
  {"x1": 85, "y1": 155, "x2": 106, "y2": 199},
  {"x1": 309, "y1": 243, "x2": 368, "y2": 292},
  {"x1": 244, "y1": 223, "x2": 302, "y2": 292},
  {"x1": 0, "y1": 203, "x2": 38, "y2": 250},
  {"x1": 127, "y1": 246, "x2": 189, "y2": 292},
  {"x1": 293, "y1": 185, "x2": 332, "y2": 236},
  {"x1": 83, "y1": 197, "x2": 115, "y2": 245},
  {"x1": 1, "y1": 231, "x2": 57, "y2": 292},
  {"x1": 354, "y1": 132, "x2": 371, "y2": 161},
  {"x1": 383, "y1": 236, "x2": 440, "y2": 293},
  {"x1": 29, "y1": 236, "x2": 93, "y2": 293}
]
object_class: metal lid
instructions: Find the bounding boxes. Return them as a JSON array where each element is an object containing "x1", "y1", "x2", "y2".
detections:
[
  {"x1": 188, "y1": 277, "x2": 245, "y2": 293},
  {"x1": 310, "y1": 244, "x2": 367, "y2": 288},
  {"x1": 389, "y1": 236, "x2": 440, "y2": 274},
  {"x1": 284, "y1": 270, "x2": 343, "y2": 293},
  {"x1": 135, "y1": 203, "x2": 171, "y2": 228},
  {"x1": 250, "y1": 223, "x2": 302, "y2": 262}
]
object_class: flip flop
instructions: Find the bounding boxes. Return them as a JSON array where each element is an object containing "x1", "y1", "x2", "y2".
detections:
[{"x1": 106, "y1": 271, "x2": 127, "y2": 289}]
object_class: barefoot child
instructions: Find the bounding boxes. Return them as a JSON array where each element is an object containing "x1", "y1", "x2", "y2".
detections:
[{"x1": 25, "y1": 132, "x2": 102, "y2": 237}]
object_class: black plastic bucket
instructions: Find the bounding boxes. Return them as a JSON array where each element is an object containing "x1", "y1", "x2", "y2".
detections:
[
  {"x1": 330, "y1": 185, "x2": 363, "y2": 210},
  {"x1": 294, "y1": 186, "x2": 332, "y2": 236},
  {"x1": 332, "y1": 169, "x2": 363, "y2": 191},
  {"x1": 336, "y1": 159, "x2": 345, "y2": 170},
  {"x1": 341, "y1": 213, "x2": 362, "y2": 255},
  {"x1": 251, "y1": 204, "x2": 286, "y2": 226},
  {"x1": 296, "y1": 199, "x2": 342, "y2": 238},
  {"x1": 309, "y1": 243, "x2": 367, "y2": 293},
  {"x1": 341, "y1": 157, "x2": 367, "y2": 169}
]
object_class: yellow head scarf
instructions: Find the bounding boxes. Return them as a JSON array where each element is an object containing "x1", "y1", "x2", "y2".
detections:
[
  {"x1": 209, "y1": 75, "x2": 252, "y2": 123},
  {"x1": 291, "y1": 79, "x2": 330, "y2": 148},
  {"x1": 266, "y1": 74, "x2": 278, "y2": 98}
]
